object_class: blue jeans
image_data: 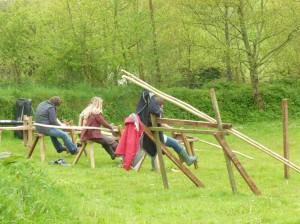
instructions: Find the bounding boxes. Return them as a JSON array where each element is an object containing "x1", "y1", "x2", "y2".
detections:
[
  {"x1": 48, "y1": 128, "x2": 77, "y2": 154},
  {"x1": 164, "y1": 136, "x2": 183, "y2": 153}
]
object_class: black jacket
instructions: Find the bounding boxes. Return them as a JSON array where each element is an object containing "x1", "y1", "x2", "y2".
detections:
[{"x1": 135, "y1": 90, "x2": 162, "y2": 157}]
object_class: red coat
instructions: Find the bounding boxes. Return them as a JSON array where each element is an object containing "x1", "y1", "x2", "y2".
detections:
[
  {"x1": 116, "y1": 115, "x2": 144, "y2": 170},
  {"x1": 80, "y1": 113, "x2": 111, "y2": 142}
]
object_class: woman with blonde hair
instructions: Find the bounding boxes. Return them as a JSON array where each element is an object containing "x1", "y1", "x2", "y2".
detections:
[{"x1": 79, "y1": 97, "x2": 117, "y2": 160}]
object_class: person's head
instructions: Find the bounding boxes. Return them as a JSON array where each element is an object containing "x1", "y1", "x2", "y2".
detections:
[
  {"x1": 49, "y1": 96, "x2": 61, "y2": 107},
  {"x1": 89, "y1": 97, "x2": 103, "y2": 112},
  {"x1": 79, "y1": 97, "x2": 103, "y2": 126},
  {"x1": 156, "y1": 97, "x2": 164, "y2": 108}
]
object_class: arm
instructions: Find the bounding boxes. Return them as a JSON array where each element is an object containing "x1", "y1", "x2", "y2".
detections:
[
  {"x1": 48, "y1": 107, "x2": 61, "y2": 126},
  {"x1": 95, "y1": 113, "x2": 113, "y2": 130}
]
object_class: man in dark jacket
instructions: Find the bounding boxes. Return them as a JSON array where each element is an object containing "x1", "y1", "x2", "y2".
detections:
[{"x1": 35, "y1": 96, "x2": 78, "y2": 155}]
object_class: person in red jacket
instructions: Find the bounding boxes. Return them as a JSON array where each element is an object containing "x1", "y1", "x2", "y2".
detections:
[{"x1": 79, "y1": 97, "x2": 117, "y2": 160}]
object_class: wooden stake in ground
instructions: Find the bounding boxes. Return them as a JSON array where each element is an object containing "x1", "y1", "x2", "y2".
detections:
[
  {"x1": 150, "y1": 114, "x2": 169, "y2": 189},
  {"x1": 210, "y1": 88, "x2": 237, "y2": 194},
  {"x1": 282, "y1": 99, "x2": 289, "y2": 179}
]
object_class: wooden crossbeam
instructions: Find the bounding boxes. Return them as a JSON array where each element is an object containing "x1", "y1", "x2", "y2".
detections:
[
  {"x1": 149, "y1": 126, "x2": 229, "y2": 135},
  {"x1": 157, "y1": 118, "x2": 232, "y2": 129}
]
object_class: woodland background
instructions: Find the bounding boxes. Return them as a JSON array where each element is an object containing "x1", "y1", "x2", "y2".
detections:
[{"x1": 0, "y1": 0, "x2": 300, "y2": 111}]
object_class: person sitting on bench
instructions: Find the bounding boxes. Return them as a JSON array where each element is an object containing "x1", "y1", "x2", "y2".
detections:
[
  {"x1": 79, "y1": 97, "x2": 118, "y2": 160},
  {"x1": 35, "y1": 96, "x2": 79, "y2": 155}
]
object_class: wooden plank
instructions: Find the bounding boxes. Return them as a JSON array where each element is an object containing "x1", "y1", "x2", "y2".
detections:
[
  {"x1": 143, "y1": 123, "x2": 205, "y2": 188},
  {"x1": 157, "y1": 118, "x2": 232, "y2": 129},
  {"x1": 149, "y1": 127, "x2": 229, "y2": 135},
  {"x1": 214, "y1": 132, "x2": 261, "y2": 195}
]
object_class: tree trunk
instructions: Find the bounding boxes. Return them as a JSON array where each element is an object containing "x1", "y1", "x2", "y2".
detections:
[
  {"x1": 224, "y1": 4, "x2": 232, "y2": 82},
  {"x1": 237, "y1": 0, "x2": 264, "y2": 110},
  {"x1": 249, "y1": 62, "x2": 264, "y2": 110},
  {"x1": 148, "y1": 0, "x2": 161, "y2": 84}
]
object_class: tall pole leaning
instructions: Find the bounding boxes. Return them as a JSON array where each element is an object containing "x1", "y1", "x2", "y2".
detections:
[{"x1": 210, "y1": 88, "x2": 237, "y2": 194}]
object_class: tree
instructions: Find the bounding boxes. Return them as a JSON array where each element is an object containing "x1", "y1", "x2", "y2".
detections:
[{"x1": 179, "y1": 0, "x2": 300, "y2": 109}]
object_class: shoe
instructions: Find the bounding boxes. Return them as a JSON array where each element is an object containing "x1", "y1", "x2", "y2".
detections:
[
  {"x1": 70, "y1": 148, "x2": 79, "y2": 155},
  {"x1": 58, "y1": 158, "x2": 72, "y2": 166},
  {"x1": 57, "y1": 147, "x2": 67, "y2": 153},
  {"x1": 49, "y1": 158, "x2": 71, "y2": 166}
]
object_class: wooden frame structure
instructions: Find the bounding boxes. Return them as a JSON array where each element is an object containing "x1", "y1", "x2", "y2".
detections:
[{"x1": 121, "y1": 69, "x2": 300, "y2": 195}]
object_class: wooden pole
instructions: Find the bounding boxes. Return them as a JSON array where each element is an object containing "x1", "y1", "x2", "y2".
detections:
[
  {"x1": 282, "y1": 99, "x2": 289, "y2": 179},
  {"x1": 150, "y1": 114, "x2": 169, "y2": 189},
  {"x1": 28, "y1": 116, "x2": 33, "y2": 147},
  {"x1": 210, "y1": 88, "x2": 237, "y2": 194},
  {"x1": 23, "y1": 115, "x2": 28, "y2": 146},
  {"x1": 214, "y1": 132, "x2": 261, "y2": 195}
]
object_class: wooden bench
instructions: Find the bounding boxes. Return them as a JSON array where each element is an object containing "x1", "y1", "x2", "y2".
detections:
[
  {"x1": 72, "y1": 125, "x2": 123, "y2": 168},
  {"x1": 26, "y1": 133, "x2": 72, "y2": 162},
  {"x1": 72, "y1": 141, "x2": 96, "y2": 168},
  {"x1": 26, "y1": 133, "x2": 47, "y2": 162}
]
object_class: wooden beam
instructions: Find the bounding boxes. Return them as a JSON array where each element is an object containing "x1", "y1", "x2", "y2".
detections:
[
  {"x1": 150, "y1": 115, "x2": 169, "y2": 189},
  {"x1": 157, "y1": 118, "x2": 232, "y2": 129},
  {"x1": 214, "y1": 132, "x2": 261, "y2": 195},
  {"x1": 149, "y1": 126, "x2": 229, "y2": 135},
  {"x1": 210, "y1": 88, "x2": 237, "y2": 194}
]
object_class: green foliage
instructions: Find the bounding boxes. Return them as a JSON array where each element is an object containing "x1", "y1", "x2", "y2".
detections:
[
  {"x1": 0, "y1": 156, "x2": 79, "y2": 223},
  {"x1": 1, "y1": 0, "x2": 299, "y2": 89},
  {"x1": 1, "y1": 78, "x2": 300, "y2": 124}
]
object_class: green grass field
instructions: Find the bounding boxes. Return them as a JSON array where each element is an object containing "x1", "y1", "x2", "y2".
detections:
[{"x1": 1, "y1": 119, "x2": 300, "y2": 224}]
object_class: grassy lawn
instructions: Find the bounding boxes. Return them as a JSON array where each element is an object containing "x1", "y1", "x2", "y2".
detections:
[{"x1": 1, "y1": 119, "x2": 300, "y2": 223}]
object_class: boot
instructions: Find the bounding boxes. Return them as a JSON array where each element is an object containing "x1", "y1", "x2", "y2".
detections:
[
  {"x1": 103, "y1": 144, "x2": 116, "y2": 160},
  {"x1": 178, "y1": 149, "x2": 197, "y2": 166}
]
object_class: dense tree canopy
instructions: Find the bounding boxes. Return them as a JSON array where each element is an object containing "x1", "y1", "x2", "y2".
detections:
[{"x1": 0, "y1": 0, "x2": 299, "y2": 107}]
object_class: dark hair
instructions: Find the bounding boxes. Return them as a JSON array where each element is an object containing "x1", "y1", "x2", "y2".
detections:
[
  {"x1": 156, "y1": 97, "x2": 164, "y2": 107},
  {"x1": 49, "y1": 96, "x2": 61, "y2": 106}
]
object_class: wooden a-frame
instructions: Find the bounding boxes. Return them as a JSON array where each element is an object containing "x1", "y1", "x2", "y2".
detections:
[{"x1": 122, "y1": 70, "x2": 262, "y2": 195}]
